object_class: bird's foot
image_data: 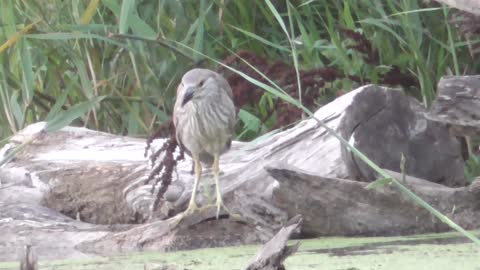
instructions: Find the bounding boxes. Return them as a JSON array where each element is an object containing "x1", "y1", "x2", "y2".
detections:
[
  {"x1": 169, "y1": 201, "x2": 200, "y2": 226},
  {"x1": 202, "y1": 198, "x2": 242, "y2": 221}
]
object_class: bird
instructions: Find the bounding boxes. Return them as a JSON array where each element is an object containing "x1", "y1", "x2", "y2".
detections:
[{"x1": 173, "y1": 68, "x2": 237, "y2": 220}]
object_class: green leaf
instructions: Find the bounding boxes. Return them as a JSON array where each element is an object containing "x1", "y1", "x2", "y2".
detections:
[
  {"x1": 45, "y1": 96, "x2": 105, "y2": 132},
  {"x1": 359, "y1": 18, "x2": 407, "y2": 45},
  {"x1": 119, "y1": 0, "x2": 135, "y2": 34},
  {"x1": 265, "y1": 0, "x2": 290, "y2": 39},
  {"x1": 298, "y1": 0, "x2": 317, "y2": 7},
  {"x1": 59, "y1": 24, "x2": 117, "y2": 33},
  {"x1": 9, "y1": 91, "x2": 24, "y2": 129},
  {"x1": 389, "y1": 7, "x2": 443, "y2": 17},
  {"x1": 21, "y1": 40, "x2": 34, "y2": 106},
  {"x1": 286, "y1": 1, "x2": 303, "y2": 104},
  {"x1": 45, "y1": 87, "x2": 73, "y2": 121},
  {"x1": 0, "y1": 135, "x2": 38, "y2": 168},
  {"x1": 145, "y1": 102, "x2": 169, "y2": 123},
  {"x1": 238, "y1": 109, "x2": 261, "y2": 133},
  {"x1": 71, "y1": 56, "x2": 94, "y2": 100},
  {"x1": 103, "y1": 0, "x2": 156, "y2": 39},
  {"x1": 0, "y1": 18, "x2": 40, "y2": 54},
  {"x1": 343, "y1": 1, "x2": 355, "y2": 29},
  {"x1": 127, "y1": 102, "x2": 140, "y2": 135},
  {"x1": 227, "y1": 24, "x2": 289, "y2": 52},
  {"x1": 25, "y1": 33, "x2": 127, "y2": 48},
  {"x1": 80, "y1": 0, "x2": 101, "y2": 25},
  {"x1": 193, "y1": 0, "x2": 207, "y2": 62},
  {"x1": 110, "y1": 87, "x2": 149, "y2": 133},
  {"x1": 0, "y1": 77, "x2": 16, "y2": 132}
]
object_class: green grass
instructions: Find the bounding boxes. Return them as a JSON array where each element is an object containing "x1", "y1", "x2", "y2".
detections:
[{"x1": 1, "y1": 0, "x2": 477, "y2": 140}]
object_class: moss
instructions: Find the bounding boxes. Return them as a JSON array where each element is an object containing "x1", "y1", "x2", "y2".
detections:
[{"x1": 1, "y1": 231, "x2": 479, "y2": 270}]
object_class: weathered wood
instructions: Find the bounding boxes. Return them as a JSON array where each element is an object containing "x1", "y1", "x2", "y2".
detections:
[
  {"x1": 434, "y1": 0, "x2": 480, "y2": 15},
  {"x1": 244, "y1": 215, "x2": 301, "y2": 270},
  {"x1": 268, "y1": 164, "x2": 480, "y2": 236},
  {"x1": 340, "y1": 87, "x2": 466, "y2": 186},
  {"x1": 0, "y1": 85, "x2": 471, "y2": 261},
  {"x1": 19, "y1": 245, "x2": 38, "y2": 270},
  {"x1": 426, "y1": 75, "x2": 480, "y2": 136}
]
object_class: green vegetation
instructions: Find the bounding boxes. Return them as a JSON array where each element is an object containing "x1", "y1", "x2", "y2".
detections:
[
  {"x1": 1, "y1": 0, "x2": 480, "y2": 253},
  {"x1": 1, "y1": 0, "x2": 478, "y2": 140},
  {"x1": 1, "y1": 230, "x2": 479, "y2": 270}
]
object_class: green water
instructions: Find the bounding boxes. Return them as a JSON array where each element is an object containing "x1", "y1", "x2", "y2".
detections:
[{"x1": 2, "y1": 231, "x2": 479, "y2": 270}]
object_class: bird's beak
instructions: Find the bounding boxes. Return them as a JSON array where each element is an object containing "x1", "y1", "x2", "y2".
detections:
[{"x1": 181, "y1": 87, "x2": 195, "y2": 107}]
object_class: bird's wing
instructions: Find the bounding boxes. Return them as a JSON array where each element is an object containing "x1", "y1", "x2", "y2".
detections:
[
  {"x1": 173, "y1": 83, "x2": 185, "y2": 149},
  {"x1": 216, "y1": 74, "x2": 236, "y2": 135},
  {"x1": 217, "y1": 73, "x2": 234, "y2": 100},
  {"x1": 226, "y1": 94, "x2": 236, "y2": 150}
]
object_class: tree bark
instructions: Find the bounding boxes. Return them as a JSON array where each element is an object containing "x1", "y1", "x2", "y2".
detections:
[
  {"x1": 269, "y1": 164, "x2": 480, "y2": 237},
  {"x1": 244, "y1": 215, "x2": 301, "y2": 270},
  {"x1": 434, "y1": 0, "x2": 480, "y2": 15},
  {"x1": 426, "y1": 75, "x2": 480, "y2": 136}
]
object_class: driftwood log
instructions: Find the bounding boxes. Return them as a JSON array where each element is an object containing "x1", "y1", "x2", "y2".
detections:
[
  {"x1": 434, "y1": 0, "x2": 480, "y2": 15},
  {"x1": 245, "y1": 215, "x2": 301, "y2": 270},
  {"x1": 1, "y1": 84, "x2": 479, "y2": 261},
  {"x1": 426, "y1": 75, "x2": 480, "y2": 137},
  {"x1": 19, "y1": 245, "x2": 38, "y2": 270}
]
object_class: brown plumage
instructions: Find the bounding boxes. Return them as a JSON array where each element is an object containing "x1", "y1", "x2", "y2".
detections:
[{"x1": 173, "y1": 68, "x2": 236, "y2": 219}]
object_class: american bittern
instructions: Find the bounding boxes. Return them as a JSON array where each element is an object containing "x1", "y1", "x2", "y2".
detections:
[{"x1": 173, "y1": 68, "x2": 236, "y2": 220}]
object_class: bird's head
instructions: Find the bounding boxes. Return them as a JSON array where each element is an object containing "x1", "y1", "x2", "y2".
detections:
[{"x1": 179, "y1": 68, "x2": 219, "y2": 107}]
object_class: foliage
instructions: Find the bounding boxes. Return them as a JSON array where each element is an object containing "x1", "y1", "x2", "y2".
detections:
[
  {"x1": 0, "y1": 0, "x2": 478, "y2": 141},
  {"x1": 465, "y1": 155, "x2": 480, "y2": 182}
]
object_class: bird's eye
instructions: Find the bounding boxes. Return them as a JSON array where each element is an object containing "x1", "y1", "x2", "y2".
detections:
[{"x1": 198, "y1": 80, "x2": 204, "y2": 87}]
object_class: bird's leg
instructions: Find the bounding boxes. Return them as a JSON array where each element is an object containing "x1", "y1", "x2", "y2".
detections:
[
  {"x1": 188, "y1": 157, "x2": 202, "y2": 211},
  {"x1": 173, "y1": 156, "x2": 202, "y2": 222},
  {"x1": 213, "y1": 154, "x2": 222, "y2": 218},
  {"x1": 212, "y1": 154, "x2": 240, "y2": 220}
]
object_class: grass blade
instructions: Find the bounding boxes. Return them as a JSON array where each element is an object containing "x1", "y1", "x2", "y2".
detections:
[
  {"x1": 45, "y1": 88, "x2": 73, "y2": 121},
  {"x1": 0, "y1": 20, "x2": 41, "y2": 54},
  {"x1": 443, "y1": 5, "x2": 459, "y2": 75},
  {"x1": 265, "y1": 0, "x2": 303, "y2": 104},
  {"x1": 227, "y1": 25, "x2": 289, "y2": 52},
  {"x1": 119, "y1": 0, "x2": 136, "y2": 34},
  {"x1": 9, "y1": 91, "x2": 24, "y2": 129},
  {"x1": 45, "y1": 96, "x2": 105, "y2": 132},
  {"x1": 103, "y1": 0, "x2": 156, "y2": 39},
  {"x1": 20, "y1": 40, "x2": 34, "y2": 105},
  {"x1": 80, "y1": 0, "x2": 101, "y2": 25},
  {"x1": 359, "y1": 18, "x2": 407, "y2": 45},
  {"x1": 238, "y1": 109, "x2": 261, "y2": 132},
  {"x1": 0, "y1": 134, "x2": 41, "y2": 168}
]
